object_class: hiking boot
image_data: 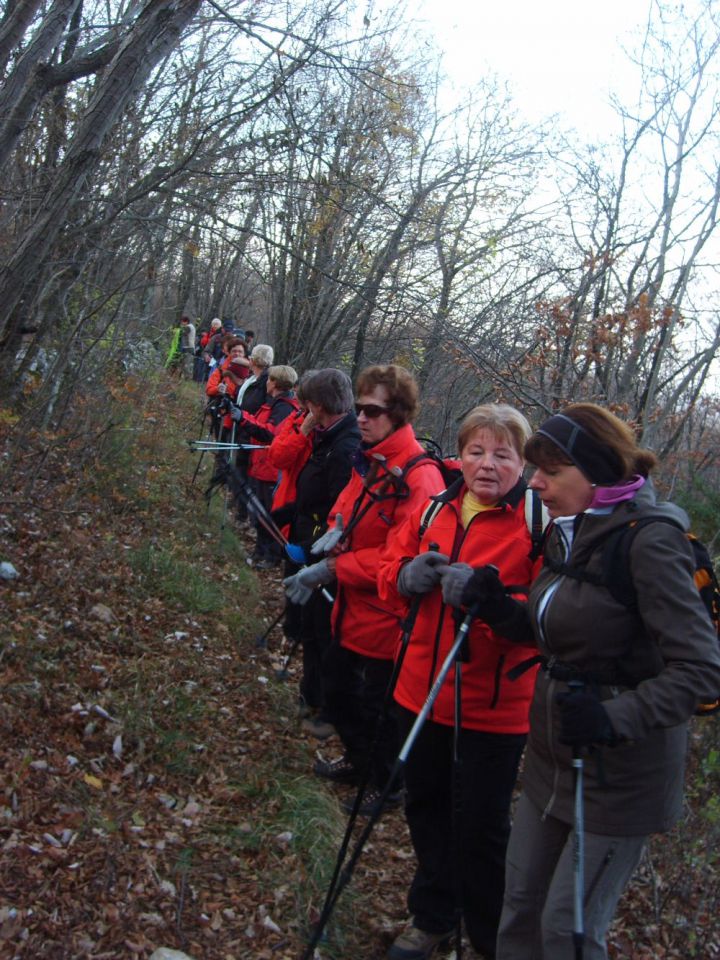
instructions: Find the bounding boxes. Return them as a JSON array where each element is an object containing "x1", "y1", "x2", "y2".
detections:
[
  {"x1": 386, "y1": 923, "x2": 453, "y2": 960},
  {"x1": 343, "y1": 785, "x2": 404, "y2": 818},
  {"x1": 301, "y1": 715, "x2": 337, "y2": 740},
  {"x1": 297, "y1": 698, "x2": 313, "y2": 720},
  {"x1": 313, "y1": 755, "x2": 359, "y2": 784}
]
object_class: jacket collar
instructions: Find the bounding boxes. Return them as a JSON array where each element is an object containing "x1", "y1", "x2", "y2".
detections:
[
  {"x1": 358, "y1": 423, "x2": 419, "y2": 466},
  {"x1": 432, "y1": 474, "x2": 528, "y2": 510},
  {"x1": 313, "y1": 411, "x2": 360, "y2": 448}
]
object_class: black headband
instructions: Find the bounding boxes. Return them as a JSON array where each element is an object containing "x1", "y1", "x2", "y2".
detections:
[{"x1": 536, "y1": 414, "x2": 623, "y2": 485}]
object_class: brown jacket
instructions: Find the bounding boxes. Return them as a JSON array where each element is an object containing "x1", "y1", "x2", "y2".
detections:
[{"x1": 522, "y1": 481, "x2": 720, "y2": 836}]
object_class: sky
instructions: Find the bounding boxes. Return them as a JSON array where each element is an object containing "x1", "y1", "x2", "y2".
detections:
[{"x1": 414, "y1": 0, "x2": 652, "y2": 137}]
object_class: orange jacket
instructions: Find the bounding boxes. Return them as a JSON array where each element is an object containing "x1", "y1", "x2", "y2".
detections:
[
  {"x1": 326, "y1": 424, "x2": 445, "y2": 660},
  {"x1": 378, "y1": 477, "x2": 540, "y2": 733},
  {"x1": 205, "y1": 358, "x2": 238, "y2": 399}
]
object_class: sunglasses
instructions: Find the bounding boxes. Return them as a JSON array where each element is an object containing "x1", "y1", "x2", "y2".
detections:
[{"x1": 355, "y1": 402, "x2": 391, "y2": 419}]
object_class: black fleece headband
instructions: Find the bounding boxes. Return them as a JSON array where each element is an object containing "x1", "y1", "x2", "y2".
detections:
[{"x1": 536, "y1": 414, "x2": 623, "y2": 485}]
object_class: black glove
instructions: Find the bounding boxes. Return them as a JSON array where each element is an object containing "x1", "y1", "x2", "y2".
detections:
[
  {"x1": 457, "y1": 564, "x2": 532, "y2": 643},
  {"x1": 556, "y1": 690, "x2": 617, "y2": 748},
  {"x1": 460, "y1": 565, "x2": 513, "y2": 620}
]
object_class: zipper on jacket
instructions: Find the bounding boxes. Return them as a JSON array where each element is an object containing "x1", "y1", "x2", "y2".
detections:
[
  {"x1": 489, "y1": 654, "x2": 506, "y2": 709},
  {"x1": 426, "y1": 601, "x2": 449, "y2": 721},
  {"x1": 423, "y1": 499, "x2": 511, "y2": 722}
]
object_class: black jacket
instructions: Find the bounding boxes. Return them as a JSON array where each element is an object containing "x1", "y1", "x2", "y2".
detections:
[{"x1": 290, "y1": 412, "x2": 361, "y2": 552}]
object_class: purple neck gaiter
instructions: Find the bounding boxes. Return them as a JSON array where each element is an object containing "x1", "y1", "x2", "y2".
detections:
[{"x1": 589, "y1": 475, "x2": 646, "y2": 509}]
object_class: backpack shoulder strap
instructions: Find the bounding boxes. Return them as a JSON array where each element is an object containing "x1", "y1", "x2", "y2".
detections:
[
  {"x1": 524, "y1": 488, "x2": 550, "y2": 560},
  {"x1": 418, "y1": 498, "x2": 446, "y2": 540},
  {"x1": 600, "y1": 515, "x2": 686, "y2": 609}
]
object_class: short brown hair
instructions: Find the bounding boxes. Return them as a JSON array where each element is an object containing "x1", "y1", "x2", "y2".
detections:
[
  {"x1": 525, "y1": 403, "x2": 657, "y2": 480},
  {"x1": 225, "y1": 336, "x2": 246, "y2": 353},
  {"x1": 355, "y1": 364, "x2": 419, "y2": 426},
  {"x1": 457, "y1": 404, "x2": 532, "y2": 458}
]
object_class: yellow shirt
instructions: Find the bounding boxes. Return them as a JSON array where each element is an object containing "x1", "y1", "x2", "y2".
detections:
[{"x1": 461, "y1": 490, "x2": 494, "y2": 529}]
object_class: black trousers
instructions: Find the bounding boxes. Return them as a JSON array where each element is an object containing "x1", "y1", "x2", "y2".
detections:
[
  {"x1": 397, "y1": 706, "x2": 526, "y2": 958},
  {"x1": 323, "y1": 643, "x2": 399, "y2": 789},
  {"x1": 299, "y1": 591, "x2": 333, "y2": 710},
  {"x1": 249, "y1": 478, "x2": 281, "y2": 561}
]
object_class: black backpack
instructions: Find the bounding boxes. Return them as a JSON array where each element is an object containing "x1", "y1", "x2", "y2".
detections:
[{"x1": 545, "y1": 516, "x2": 720, "y2": 716}]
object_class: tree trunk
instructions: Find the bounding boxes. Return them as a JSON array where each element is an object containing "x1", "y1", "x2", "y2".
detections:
[{"x1": 0, "y1": 0, "x2": 202, "y2": 391}]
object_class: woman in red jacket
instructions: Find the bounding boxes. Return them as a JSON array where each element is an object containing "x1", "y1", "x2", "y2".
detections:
[
  {"x1": 229, "y1": 364, "x2": 298, "y2": 568},
  {"x1": 267, "y1": 373, "x2": 316, "y2": 538},
  {"x1": 377, "y1": 403, "x2": 541, "y2": 960},
  {"x1": 288, "y1": 365, "x2": 445, "y2": 808}
]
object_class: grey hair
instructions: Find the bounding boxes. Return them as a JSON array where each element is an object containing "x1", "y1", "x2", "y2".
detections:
[
  {"x1": 302, "y1": 368, "x2": 354, "y2": 415},
  {"x1": 250, "y1": 343, "x2": 274, "y2": 368}
]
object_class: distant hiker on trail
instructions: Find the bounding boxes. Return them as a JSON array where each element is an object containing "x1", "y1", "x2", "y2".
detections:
[
  {"x1": 228, "y1": 364, "x2": 299, "y2": 569},
  {"x1": 164, "y1": 320, "x2": 182, "y2": 374},
  {"x1": 232, "y1": 344, "x2": 274, "y2": 522},
  {"x1": 200, "y1": 317, "x2": 222, "y2": 353},
  {"x1": 202, "y1": 318, "x2": 225, "y2": 373},
  {"x1": 266, "y1": 372, "x2": 317, "y2": 647},
  {"x1": 281, "y1": 369, "x2": 361, "y2": 740},
  {"x1": 192, "y1": 317, "x2": 206, "y2": 381},
  {"x1": 462, "y1": 403, "x2": 720, "y2": 960},
  {"x1": 302, "y1": 364, "x2": 445, "y2": 817},
  {"x1": 378, "y1": 403, "x2": 541, "y2": 960},
  {"x1": 179, "y1": 315, "x2": 196, "y2": 379},
  {"x1": 204, "y1": 337, "x2": 247, "y2": 479}
]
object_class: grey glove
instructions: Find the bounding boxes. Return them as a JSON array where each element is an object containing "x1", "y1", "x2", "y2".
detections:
[
  {"x1": 439, "y1": 563, "x2": 475, "y2": 608},
  {"x1": 283, "y1": 559, "x2": 334, "y2": 605},
  {"x1": 397, "y1": 552, "x2": 450, "y2": 596},
  {"x1": 310, "y1": 514, "x2": 344, "y2": 556},
  {"x1": 228, "y1": 403, "x2": 244, "y2": 422}
]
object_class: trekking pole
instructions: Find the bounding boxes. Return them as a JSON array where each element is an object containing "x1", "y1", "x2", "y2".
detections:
[
  {"x1": 307, "y1": 548, "x2": 439, "y2": 947},
  {"x1": 228, "y1": 467, "x2": 333, "y2": 603},
  {"x1": 569, "y1": 680, "x2": 585, "y2": 960},
  {"x1": 220, "y1": 420, "x2": 238, "y2": 532},
  {"x1": 451, "y1": 612, "x2": 466, "y2": 960},
  {"x1": 300, "y1": 591, "x2": 476, "y2": 960},
  {"x1": 255, "y1": 607, "x2": 285, "y2": 649},
  {"x1": 191, "y1": 402, "x2": 214, "y2": 485},
  {"x1": 275, "y1": 635, "x2": 302, "y2": 680}
]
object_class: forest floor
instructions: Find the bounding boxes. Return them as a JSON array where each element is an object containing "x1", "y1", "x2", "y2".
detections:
[{"x1": 0, "y1": 374, "x2": 718, "y2": 960}]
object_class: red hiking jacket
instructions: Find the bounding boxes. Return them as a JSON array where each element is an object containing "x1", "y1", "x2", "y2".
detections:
[
  {"x1": 327, "y1": 424, "x2": 445, "y2": 660},
  {"x1": 268, "y1": 412, "x2": 313, "y2": 532},
  {"x1": 241, "y1": 394, "x2": 300, "y2": 482},
  {"x1": 378, "y1": 478, "x2": 540, "y2": 733}
]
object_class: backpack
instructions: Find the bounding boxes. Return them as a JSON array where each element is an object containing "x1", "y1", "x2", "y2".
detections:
[
  {"x1": 406, "y1": 439, "x2": 463, "y2": 489},
  {"x1": 545, "y1": 515, "x2": 720, "y2": 716}
]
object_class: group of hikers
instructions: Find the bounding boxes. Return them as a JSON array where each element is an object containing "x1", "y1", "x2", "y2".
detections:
[
  {"x1": 189, "y1": 328, "x2": 720, "y2": 960},
  {"x1": 166, "y1": 316, "x2": 255, "y2": 382}
]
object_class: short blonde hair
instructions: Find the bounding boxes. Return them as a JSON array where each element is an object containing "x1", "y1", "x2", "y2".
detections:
[
  {"x1": 457, "y1": 404, "x2": 532, "y2": 458},
  {"x1": 268, "y1": 365, "x2": 298, "y2": 392}
]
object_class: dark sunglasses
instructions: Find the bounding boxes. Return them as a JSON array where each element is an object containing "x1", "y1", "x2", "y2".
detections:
[{"x1": 355, "y1": 402, "x2": 390, "y2": 419}]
